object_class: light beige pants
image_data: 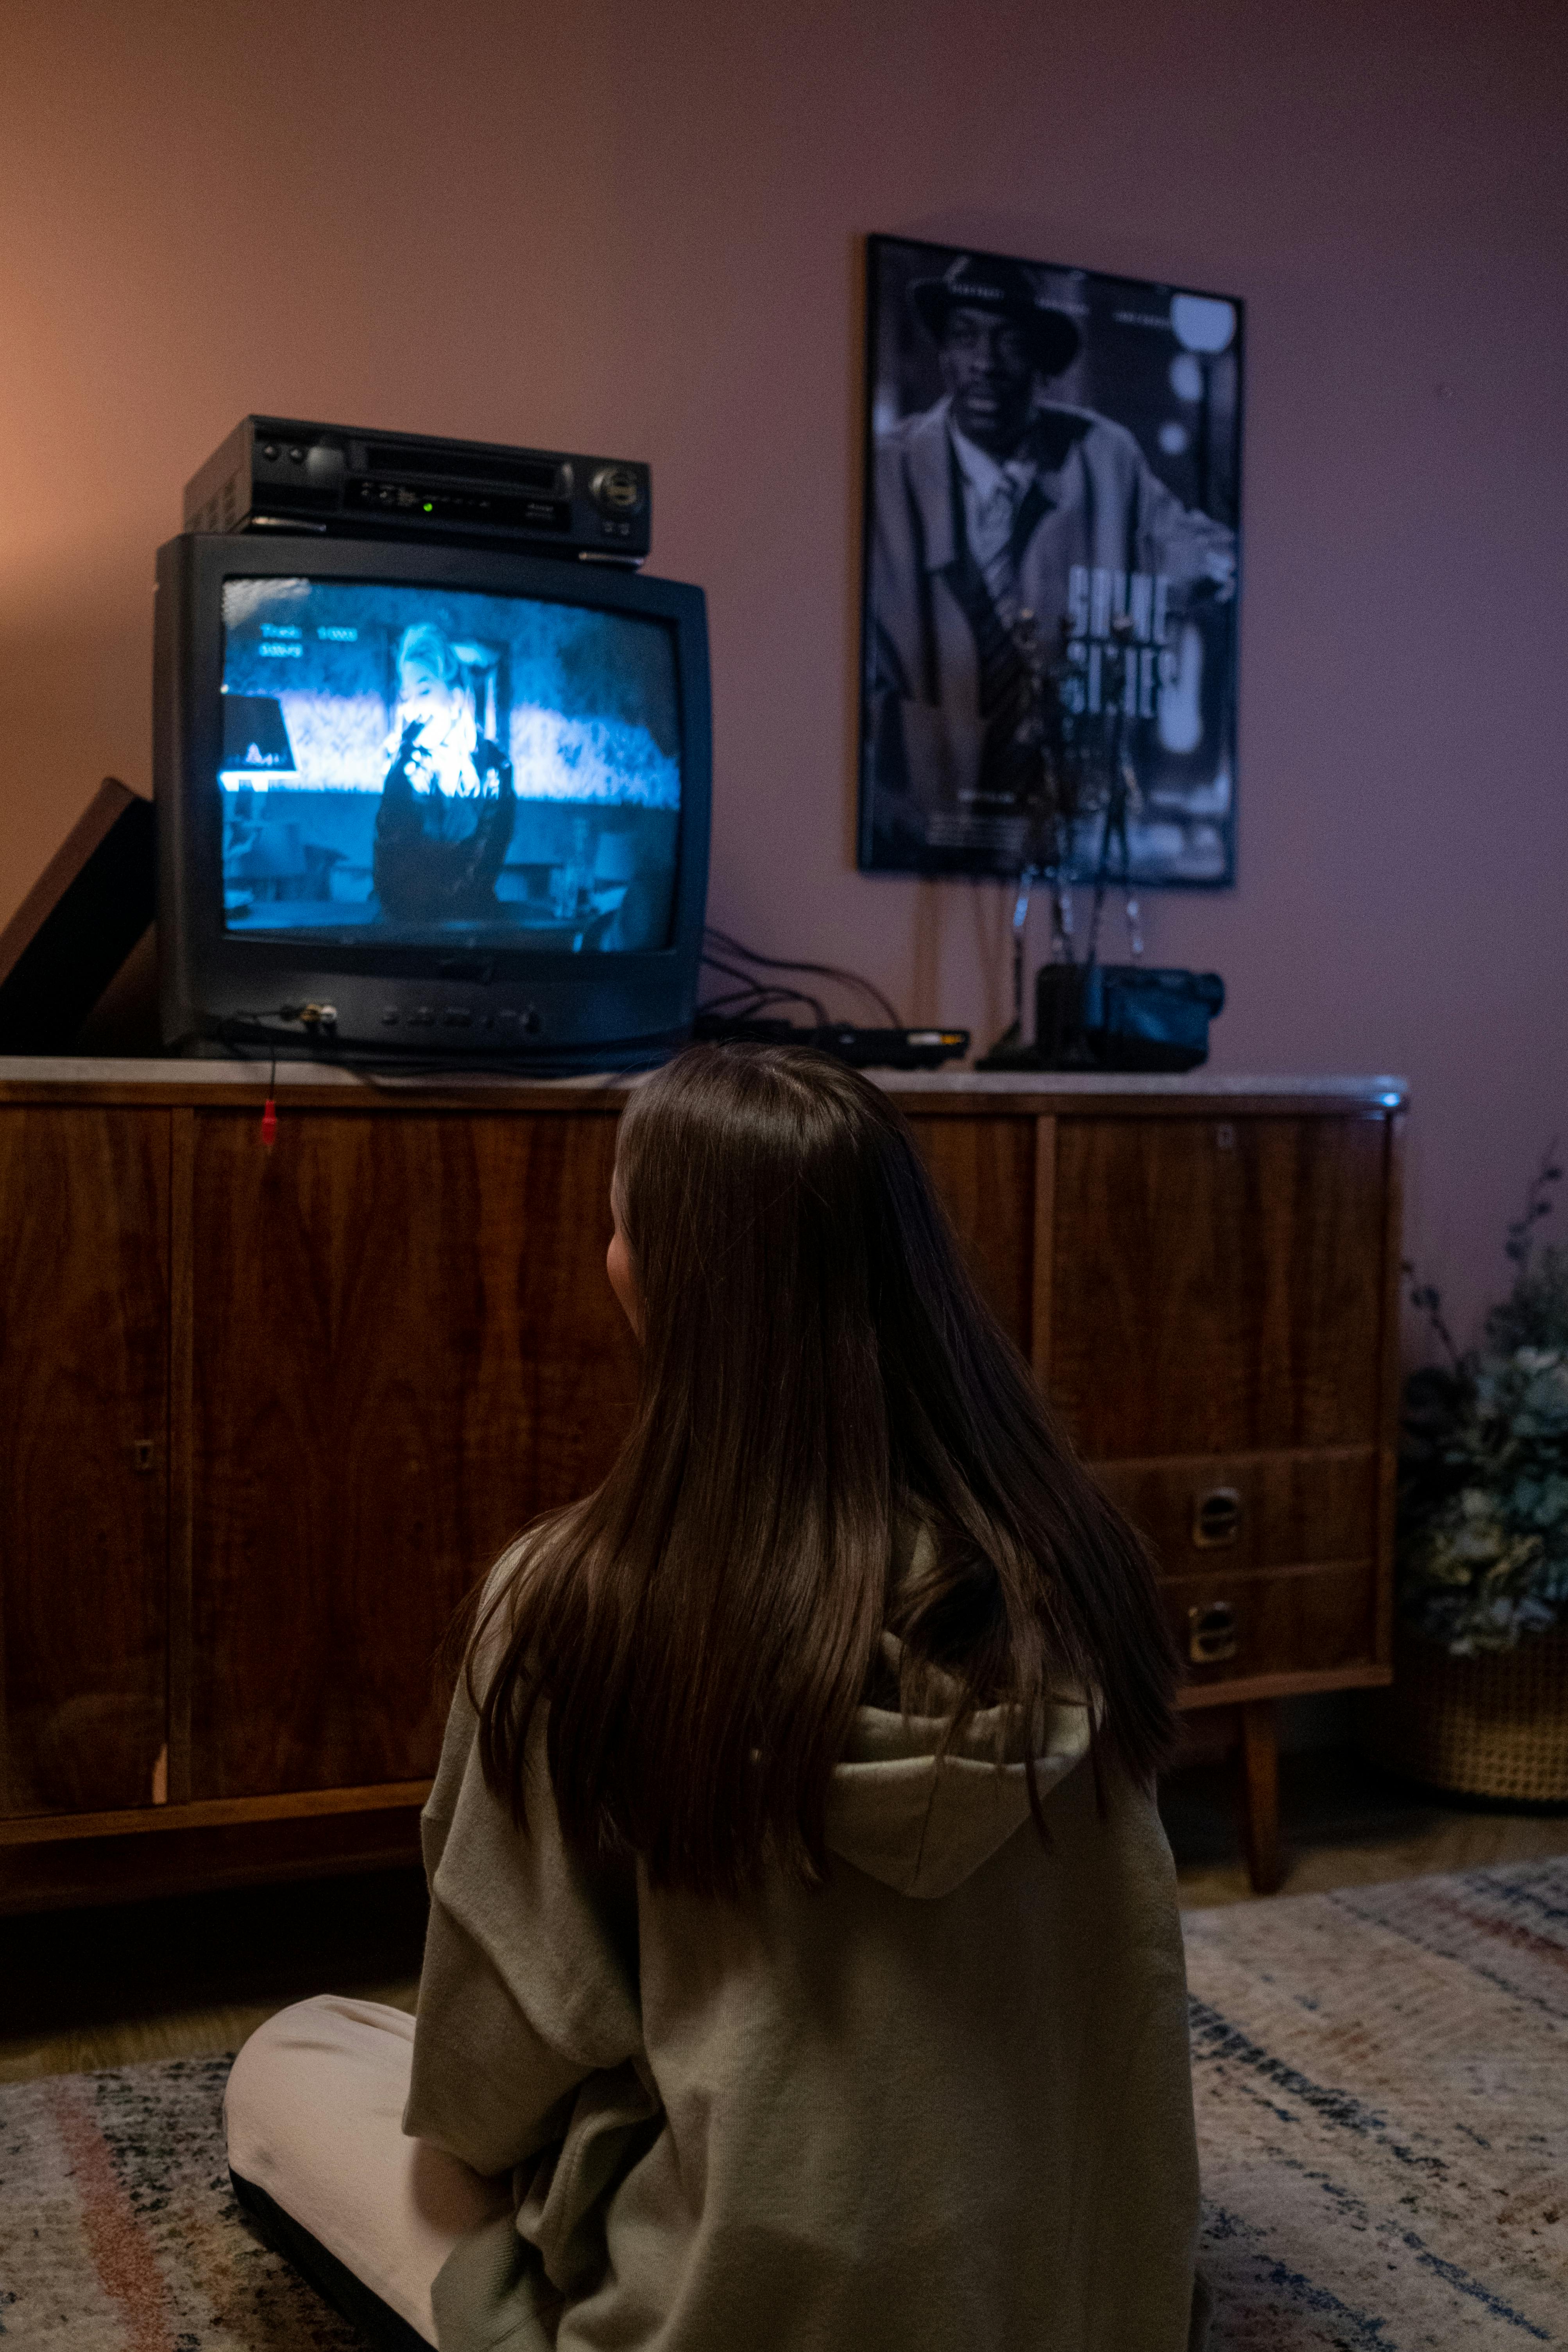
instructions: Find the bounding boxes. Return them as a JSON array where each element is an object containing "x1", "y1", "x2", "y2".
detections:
[{"x1": 224, "y1": 1994, "x2": 513, "y2": 2348}]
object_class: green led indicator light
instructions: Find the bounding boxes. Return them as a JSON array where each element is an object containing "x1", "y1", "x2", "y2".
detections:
[{"x1": 423, "y1": 502, "x2": 433, "y2": 512}]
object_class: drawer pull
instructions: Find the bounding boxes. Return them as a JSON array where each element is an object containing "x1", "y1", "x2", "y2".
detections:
[
  {"x1": 1189, "y1": 1600, "x2": 1239, "y2": 1665},
  {"x1": 1192, "y1": 1486, "x2": 1242, "y2": 1547}
]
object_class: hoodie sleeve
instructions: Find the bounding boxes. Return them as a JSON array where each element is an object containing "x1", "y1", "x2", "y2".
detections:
[{"x1": 403, "y1": 1672, "x2": 644, "y2": 2178}]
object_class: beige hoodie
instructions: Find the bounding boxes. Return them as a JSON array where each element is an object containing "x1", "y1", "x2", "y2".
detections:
[{"x1": 405, "y1": 1643, "x2": 1206, "y2": 2352}]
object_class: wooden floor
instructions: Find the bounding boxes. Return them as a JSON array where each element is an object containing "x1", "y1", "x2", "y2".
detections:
[{"x1": 4, "y1": 1748, "x2": 1566, "y2": 2086}]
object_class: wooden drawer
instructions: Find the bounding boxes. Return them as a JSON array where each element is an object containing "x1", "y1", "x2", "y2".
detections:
[
  {"x1": 1163, "y1": 1562, "x2": 1377, "y2": 1700},
  {"x1": 1093, "y1": 1450, "x2": 1376, "y2": 1576}
]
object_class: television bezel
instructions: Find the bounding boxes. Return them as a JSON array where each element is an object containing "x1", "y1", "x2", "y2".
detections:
[{"x1": 154, "y1": 532, "x2": 711, "y2": 1067}]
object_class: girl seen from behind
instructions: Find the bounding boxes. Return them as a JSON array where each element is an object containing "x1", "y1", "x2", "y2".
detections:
[{"x1": 226, "y1": 1045, "x2": 1208, "y2": 2352}]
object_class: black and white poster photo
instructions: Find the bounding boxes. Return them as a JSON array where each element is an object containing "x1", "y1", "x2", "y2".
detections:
[{"x1": 858, "y1": 234, "x2": 1242, "y2": 885}]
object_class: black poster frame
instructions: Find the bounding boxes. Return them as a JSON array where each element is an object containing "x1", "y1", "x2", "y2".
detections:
[{"x1": 856, "y1": 232, "x2": 1244, "y2": 888}]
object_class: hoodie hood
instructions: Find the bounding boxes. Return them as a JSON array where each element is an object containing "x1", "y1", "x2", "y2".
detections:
[{"x1": 825, "y1": 1632, "x2": 1094, "y2": 1900}]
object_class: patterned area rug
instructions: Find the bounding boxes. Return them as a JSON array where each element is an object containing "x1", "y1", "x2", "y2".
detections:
[
  {"x1": 0, "y1": 2052, "x2": 360, "y2": 2349},
  {"x1": 1, "y1": 1858, "x2": 1564, "y2": 2348},
  {"x1": 1186, "y1": 1856, "x2": 1567, "y2": 2347}
]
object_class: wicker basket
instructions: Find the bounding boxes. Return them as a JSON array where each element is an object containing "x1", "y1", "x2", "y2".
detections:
[{"x1": 1362, "y1": 1626, "x2": 1568, "y2": 1804}]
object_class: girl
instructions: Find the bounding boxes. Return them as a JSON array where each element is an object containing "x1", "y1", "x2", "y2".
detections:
[{"x1": 226, "y1": 1045, "x2": 1207, "y2": 2352}]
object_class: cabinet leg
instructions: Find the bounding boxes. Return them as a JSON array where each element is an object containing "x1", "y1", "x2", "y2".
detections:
[{"x1": 1237, "y1": 1699, "x2": 1281, "y2": 1894}]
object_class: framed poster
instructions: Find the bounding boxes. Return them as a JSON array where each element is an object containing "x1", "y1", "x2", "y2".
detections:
[{"x1": 857, "y1": 234, "x2": 1242, "y2": 885}]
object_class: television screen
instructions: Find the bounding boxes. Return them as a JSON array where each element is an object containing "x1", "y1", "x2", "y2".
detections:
[{"x1": 217, "y1": 576, "x2": 682, "y2": 952}]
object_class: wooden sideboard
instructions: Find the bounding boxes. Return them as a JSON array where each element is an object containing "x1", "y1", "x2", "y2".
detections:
[{"x1": 0, "y1": 1060, "x2": 1405, "y2": 1908}]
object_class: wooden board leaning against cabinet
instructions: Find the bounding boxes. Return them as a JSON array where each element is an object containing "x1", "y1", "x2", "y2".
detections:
[{"x1": 0, "y1": 1063, "x2": 1405, "y2": 1907}]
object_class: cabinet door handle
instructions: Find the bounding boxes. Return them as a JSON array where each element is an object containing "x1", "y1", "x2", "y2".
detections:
[
  {"x1": 1192, "y1": 1486, "x2": 1242, "y2": 1547},
  {"x1": 1189, "y1": 1600, "x2": 1239, "y2": 1665}
]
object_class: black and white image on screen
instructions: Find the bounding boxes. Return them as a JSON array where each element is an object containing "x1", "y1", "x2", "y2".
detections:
[{"x1": 218, "y1": 578, "x2": 682, "y2": 950}]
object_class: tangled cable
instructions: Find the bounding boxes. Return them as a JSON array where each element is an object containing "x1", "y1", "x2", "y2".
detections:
[{"x1": 698, "y1": 927, "x2": 902, "y2": 1029}]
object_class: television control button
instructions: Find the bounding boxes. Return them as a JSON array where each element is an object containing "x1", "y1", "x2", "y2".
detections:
[
  {"x1": 261, "y1": 442, "x2": 281, "y2": 460},
  {"x1": 380, "y1": 1009, "x2": 399, "y2": 1025},
  {"x1": 288, "y1": 445, "x2": 306, "y2": 462},
  {"x1": 442, "y1": 1008, "x2": 472, "y2": 1027},
  {"x1": 591, "y1": 464, "x2": 643, "y2": 513},
  {"x1": 521, "y1": 1008, "x2": 542, "y2": 1036},
  {"x1": 409, "y1": 1007, "x2": 435, "y2": 1026}
]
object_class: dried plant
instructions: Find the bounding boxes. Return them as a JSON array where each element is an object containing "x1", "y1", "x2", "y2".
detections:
[{"x1": 1400, "y1": 1143, "x2": 1568, "y2": 1656}]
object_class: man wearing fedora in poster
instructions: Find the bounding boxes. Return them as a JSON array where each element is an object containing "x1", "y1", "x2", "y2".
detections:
[{"x1": 866, "y1": 250, "x2": 1235, "y2": 865}]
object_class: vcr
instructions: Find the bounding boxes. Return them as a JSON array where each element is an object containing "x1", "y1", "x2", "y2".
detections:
[{"x1": 183, "y1": 417, "x2": 651, "y2": 564}]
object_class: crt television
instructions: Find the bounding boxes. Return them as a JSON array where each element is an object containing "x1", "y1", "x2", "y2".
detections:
[{"x1": 154, "y1": 533, "x2": 711, "y2": 1069}]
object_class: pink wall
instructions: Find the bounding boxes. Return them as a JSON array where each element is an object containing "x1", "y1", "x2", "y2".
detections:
[{"x1": 2, "y1": 0, "x2": 1564, "y2": 1344}]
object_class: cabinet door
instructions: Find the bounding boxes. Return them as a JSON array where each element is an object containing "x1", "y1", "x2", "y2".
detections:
[
  {"x1": 908, "y1": 1116, "x2": 1035, "y2": 1354},
  {"x1": 0, "y1": 1108, "x2": 169, "y2": 1816},
  {"x1": 188, "y1": 1109, "x2": 639, "y2": 1799},
  {"x1": 1049, "y1": 1114, "x2": 1389, "y2": 1459}
]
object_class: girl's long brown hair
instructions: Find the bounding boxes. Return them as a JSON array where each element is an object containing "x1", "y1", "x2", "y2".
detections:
[{"x1": 470, "y1": 1045, "x2": 1179, "y2": 1897}]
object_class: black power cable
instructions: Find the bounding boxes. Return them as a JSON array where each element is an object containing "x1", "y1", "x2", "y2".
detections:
[
  {"x1": 701, "y1": 928, "x2": 902, "y2": 1028},
  {"x1": 699, "y1": 952, "x2": 829, "y2": 1027}
]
